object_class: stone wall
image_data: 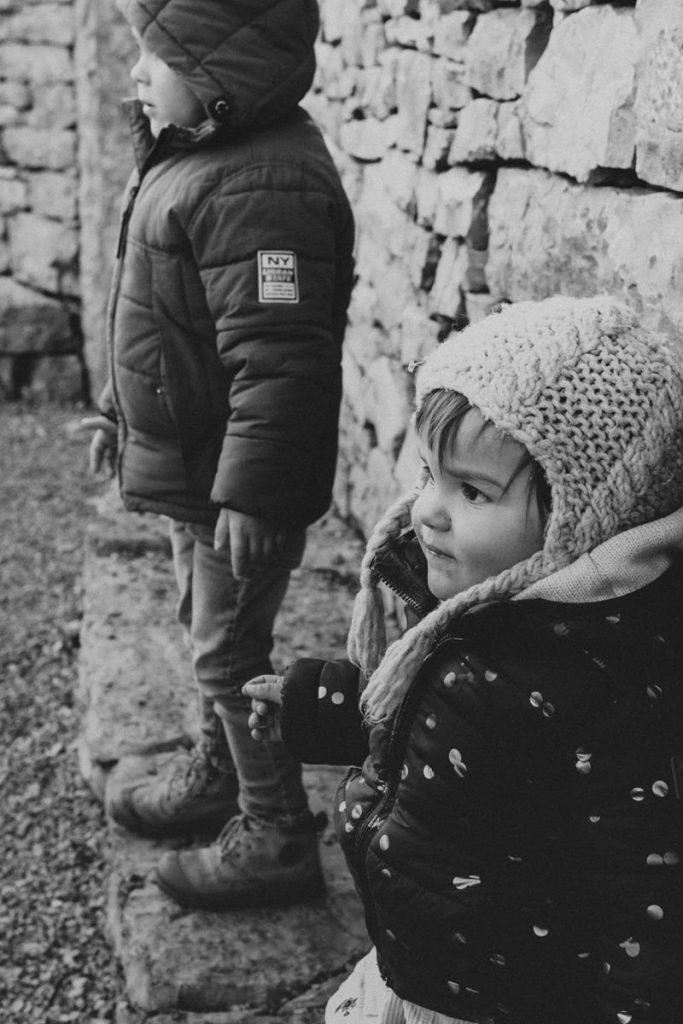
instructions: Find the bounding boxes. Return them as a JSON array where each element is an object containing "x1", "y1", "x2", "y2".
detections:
[
  {"x1": 3, "y1": 0, "x2": 683, "y2": 542},
  {"x1": 0, "y1": 0, "x2": 84, "y2": 398},
  {"x1": 304, "y1": 0, "x2": 683, "y2": 536}
]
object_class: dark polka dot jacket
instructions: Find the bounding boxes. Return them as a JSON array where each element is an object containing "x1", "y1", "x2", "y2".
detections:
[{"x1": 280, "y1": 564, "x2": 683, "y2": 1024}]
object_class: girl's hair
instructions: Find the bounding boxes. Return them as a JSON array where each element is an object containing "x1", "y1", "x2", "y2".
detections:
[{"x1": 415, "y1": 388, "x2": 552, "y2": 526}]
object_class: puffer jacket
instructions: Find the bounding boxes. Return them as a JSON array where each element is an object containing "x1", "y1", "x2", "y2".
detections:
[
  {"x1": 101, "y1": 0, "x2": 355, "y2": 528},
  {"x1": 280, "y1": 526, "x2": 683, "y2": 1024}
]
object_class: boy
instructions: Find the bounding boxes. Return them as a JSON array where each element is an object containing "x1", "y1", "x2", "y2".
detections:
[{"x1": 86, "y1": 0, "x2": 355, "y2": 910}]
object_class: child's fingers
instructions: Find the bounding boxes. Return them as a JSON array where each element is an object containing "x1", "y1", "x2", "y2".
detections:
[{"x1": 242, "y1": 674, "x2": 284, "y2": 704}]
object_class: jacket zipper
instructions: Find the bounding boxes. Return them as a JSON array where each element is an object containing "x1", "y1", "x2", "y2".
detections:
[
  {"x1": 115, "y1": 184, "x2": 140, "y2": 259},
  {"x1": 353, "y1": 638, "x2": 456, "y2": 941}
]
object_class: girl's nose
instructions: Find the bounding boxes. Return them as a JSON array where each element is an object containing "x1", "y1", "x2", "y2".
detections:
[{"x1": 416, "y1": 487, "x2": 450, "y2": 532}]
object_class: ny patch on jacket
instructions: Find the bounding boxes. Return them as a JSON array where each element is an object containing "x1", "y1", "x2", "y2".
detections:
[{"x1": 258, "y1": 250, "x2": 299, "y2": 303}]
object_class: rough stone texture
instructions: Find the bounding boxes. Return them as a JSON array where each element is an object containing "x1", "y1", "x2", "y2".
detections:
[
  {"x1": 634, "y1": 0, "x2": 683, "y2": 193},
  {"x1": 8, "y1": 211, "x2": 79, "y2": 295},
  {"x1": 0, "y1": 276, "x2": 75, "y2": 354},
  {"x1": 487, "y1": 167, "x2": 683, "y2": 343},
  {"x1": 463, "y1": 7, "x2": 552, "y2": 100},
  {"x1": 75, "y1": 0, "x2": 136, "y2": 397},
  {"x1": 78, "y1": 490, "x2": 371, "y2": 1018},
  {"x1": 521, "y1": 6, "x2": 639, "y2": 183}
]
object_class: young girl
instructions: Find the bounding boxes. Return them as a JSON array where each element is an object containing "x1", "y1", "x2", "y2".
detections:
[{"x1": 243, "y1": 295, "x2": 683, "y2": 1024}]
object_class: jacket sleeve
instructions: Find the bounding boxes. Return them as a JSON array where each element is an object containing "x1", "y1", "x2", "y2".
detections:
[
  {"x1": 280, "y1": 657, "x2": 368, "y2": 766},
  {"x1": 191, "y1": 165, "x2": 354, "y2": 527},
  {"x1": 97, "y1": 378, "x2": 118, "y2": 423}
]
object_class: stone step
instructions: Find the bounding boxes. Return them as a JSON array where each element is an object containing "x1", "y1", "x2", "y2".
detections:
[{"x1": 77, "y1": 489, "x2": 370, "y2": 1022}]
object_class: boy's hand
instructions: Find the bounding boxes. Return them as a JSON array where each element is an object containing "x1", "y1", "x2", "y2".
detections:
[
  {"x1": 214, "y1": 508, "x2": 286, "y2": 580},
  {"x1": 76, "y1": 415, "x2": 118, "y2": 477},
  {"x1": 241, "y1": 674, "x2": 284, "y2": 741}
]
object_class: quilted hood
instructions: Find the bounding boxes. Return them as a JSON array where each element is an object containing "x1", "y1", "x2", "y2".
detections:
[{"x1": 117, "y1": 0, "x2": 320, "y2": 131}]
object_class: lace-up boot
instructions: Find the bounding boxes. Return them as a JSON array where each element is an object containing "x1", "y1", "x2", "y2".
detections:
[
  {"x1": 154, "y1": 811, "x2": 327, "y2": 909},
  {"x1": 105, "y1": 737, "x2": 239, "y2": 838}
]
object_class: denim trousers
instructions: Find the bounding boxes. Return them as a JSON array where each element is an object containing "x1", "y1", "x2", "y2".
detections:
[{"x1": 169, "y1": 519, "x2": 310, "y2": 827}]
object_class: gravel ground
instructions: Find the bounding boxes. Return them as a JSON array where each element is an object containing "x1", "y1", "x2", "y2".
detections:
[{"x1": 0, "y1": 402, "x2": 118, "y2": 1024}]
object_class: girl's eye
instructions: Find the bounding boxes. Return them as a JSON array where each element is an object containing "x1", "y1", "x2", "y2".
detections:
[
  {"x1": 461, "y1": 482, "x2": 488, "y2": 504},
  {"x1": 421, "y1": 460, "x2": 434, "y2": 483}
]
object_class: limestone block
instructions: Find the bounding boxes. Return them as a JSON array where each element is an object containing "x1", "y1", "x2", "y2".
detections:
[
  {"x1": 0, "y1": 3, "x2": 75, "y2": 45},
  {"x1": 0, "y1": 42, "x2": 73, "y2": 82},
  {"x1": 356, "y1": 65, "x2": 396, "y2": 121},
  {"x1": 342, "y1": 349, "x2": 373, "y2": 425},
  {"x1": 357, "y1": 162, "x2": 410, "y2": 256},
  {"x1": 403, "y1": 220, "x2": 438, "y2": 289},
  {"x1": 551, "y1": 0, "x2": 598, "y2": 10},
  {"x1": 433, "y1": 167, "x2": 492, "y2": 239},
  {"x1": 360, "y1": 17, "x2": 387, "y2": 68},
  {"x1": 449, "y1": 97, "x2": 498, "y2": 164},
  {"x1": 421, "y1": 0, "x2": 497, "y2": 12},
  {"x1": 9, "y1": 212, "x2": 79, "y2": 295},
  {"x1": 339, "y1": 114, "x2": 398, "y2": 161},
  {"x1": 313, "y1": 42, "x2": 346, "y2": 99},
  {"x1": 395, "y1": 48, "x2": 433, "y2": 155},
  {"x1": 423, "y1": 123, "x2": 458, "y2": 170},
  {"x1": 345, "y1": 321, "x2": 392, "y2": 368},
  {"x1": 634, "y1": 0, "x2": 683, "y2": 193},
  {"x1": 433, "y1": 11, "x2": 476, "y2": 60},
  {"x1": 375, "y1": 256, "x2": 419, "y2": 328},
  {"x1": 397, "y1": 300, "x2": 441, "y2": 368},
  {"x1": 0, "y1": 277, "x2": 74, "y2": 354},
  {"x1": 28, "y1": 170, "x2": 78, "y2": 221},
  {"x1": 415, "y1": 166, "x2": 439, "y2": 228},
  {"x1": 428, "y1": 237, "x2": 468, "y2": 318},
  {"x1": 432, "y1": 57, "x2": 473, "y2": 113},
  {"x1": 487, "y1": 167, "x2": 683, "y2": 344},
  {"x1": 318, "y1": 0, "x2": 346, "y2": 43},
  {"x1": 347, "y1": 280, "x2": 382, "y2": 330},
  {"x1": 27, "y1": 82, "x2": 77, "y2": 129},
  {"x1": 496, "y1": 100, "x2": 525, "y2": 162},
  {"x1": 0, "y1": 167, "x2": 28, "y2": 212},
  {"x1": 522, "y1": 6, "x2": 639, "y2": 184},
  {"x1": 302, "y1": 92, "x2": 344, "y2": 148},
  {"x1": 385, "y1": 15, "x2": 433, "y2": 54},
  {"x1": 349, "y1": 445, "x2": 403, "y2": 540},
  {"x1": 2, "y1": 125, "x2": 76, "y2": 169},
  {"x1": 379, "y1": 0, "x2": 419, "y2": 16},
  {"x1": 0, "y1": 80, "x2": 29, "y2": 109},
  {"x1": 376, "y1": 149, "x2": 418, "y2": 213},
  {"x1": 464, "y1": 8, "x2": 551, "y2": 101},
  {"x1": 366, "y1": 355, "x2": 413, "y2": 454},
  {"x1": 0, "y1": 240, "x2": 9, "y2": 273}
]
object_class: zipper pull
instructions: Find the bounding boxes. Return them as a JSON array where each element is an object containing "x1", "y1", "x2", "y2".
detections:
[{"x1": 116, "y1": 184, "x2": 140, "y2": 259}]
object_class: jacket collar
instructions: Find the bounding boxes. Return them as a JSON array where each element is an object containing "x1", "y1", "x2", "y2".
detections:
[{"x1": 123, "y1": 98, "x2": 222, "y2": 174}]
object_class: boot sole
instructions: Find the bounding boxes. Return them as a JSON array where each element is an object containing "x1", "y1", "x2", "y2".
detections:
[{"x1": 154, "y1": 868, "x2": 326, "y2": 910}]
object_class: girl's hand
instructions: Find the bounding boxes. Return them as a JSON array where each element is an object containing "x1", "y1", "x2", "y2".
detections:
[{"x1": 241, "y1": 674, "x2": 284, "y2": 741}]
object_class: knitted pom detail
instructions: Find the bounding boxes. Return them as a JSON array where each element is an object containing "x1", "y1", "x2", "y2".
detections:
[{"x1": 346, "y1": 582, "x2": 387, "y2": 678}]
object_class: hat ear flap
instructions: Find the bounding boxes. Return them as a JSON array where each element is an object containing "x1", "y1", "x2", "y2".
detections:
[{"x1": 346, "y1": 485, "x2": 422, "y2": 679}]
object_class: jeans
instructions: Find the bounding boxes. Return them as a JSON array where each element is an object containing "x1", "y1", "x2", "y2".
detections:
[{"x1": 169, "y1": 519, "x2": 310, "y2": 827}]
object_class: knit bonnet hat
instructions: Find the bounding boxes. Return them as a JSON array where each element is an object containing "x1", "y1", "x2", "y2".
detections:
[{"x1": 350, "y1": 295, "x2": 683, "y2": 722}]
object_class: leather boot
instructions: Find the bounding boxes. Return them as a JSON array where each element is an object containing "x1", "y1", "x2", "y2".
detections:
[
  {"x1": 105, "y1": 737, "x2": 239, "y2": 838},
  {"x1": 154, "y1": 810, "x2": 327, "y2": 909}
]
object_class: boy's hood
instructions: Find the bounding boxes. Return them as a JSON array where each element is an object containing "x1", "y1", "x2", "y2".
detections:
[
  {"x1": 117, "y1": 0, "x2": 319, "y2": 132},
  {"x1": 518, "y1": 505, "x2": 683, "y2": 604}
]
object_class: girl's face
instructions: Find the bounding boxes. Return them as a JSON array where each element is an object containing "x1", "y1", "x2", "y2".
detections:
[
  {"x1": 412, "y1": 407, "x2": 545, "y2": 602},
  {"x1": 129, "y1": 29, "x2": 205, "y2": 137}
]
